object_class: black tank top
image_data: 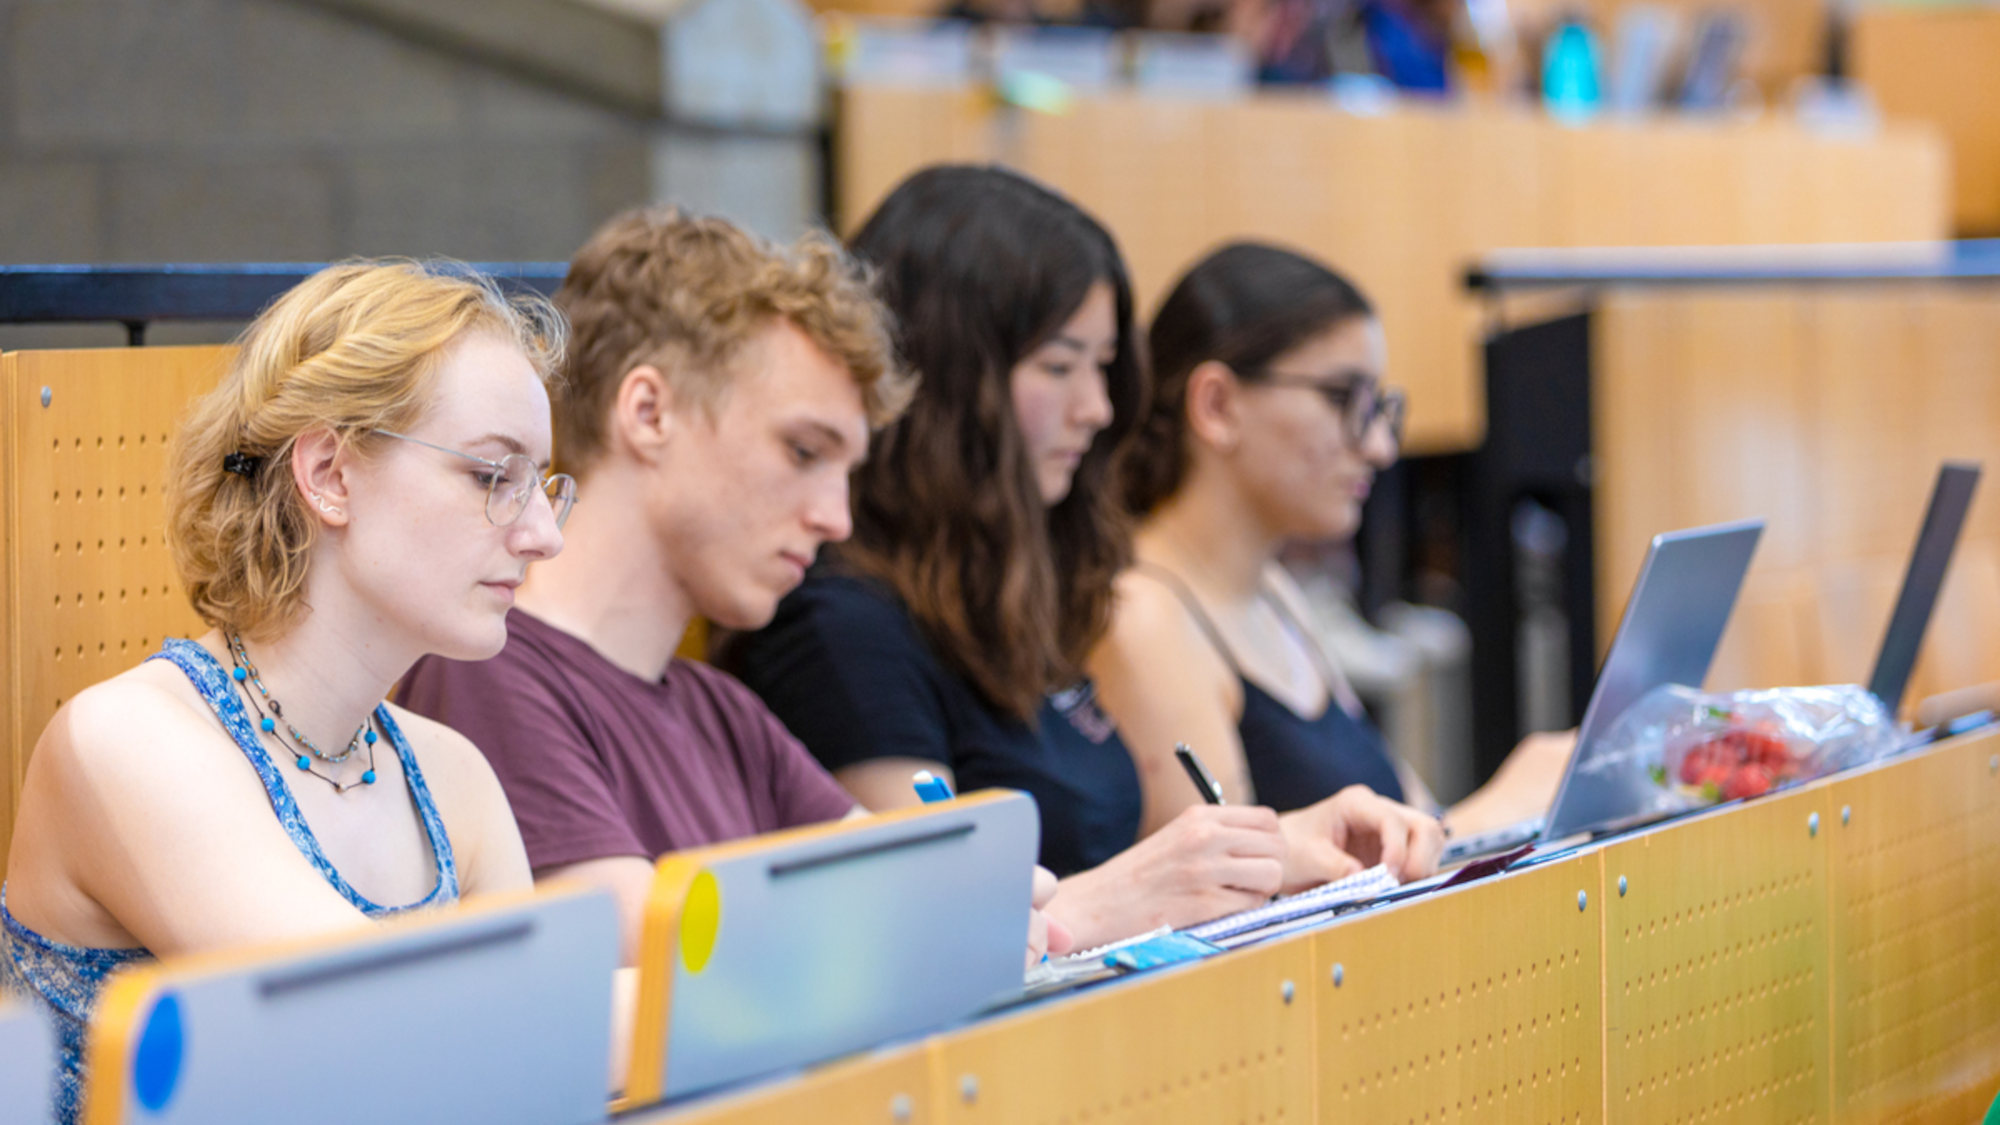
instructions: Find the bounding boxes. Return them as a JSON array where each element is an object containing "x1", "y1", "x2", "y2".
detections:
[{"x1": 1135, "y1": 564, "x2": 1405, "y2": 812}]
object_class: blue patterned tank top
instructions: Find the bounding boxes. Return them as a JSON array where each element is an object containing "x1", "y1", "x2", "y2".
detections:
[{"x1": 0, "y1": 638, "x2": 459, "y2": 1125}]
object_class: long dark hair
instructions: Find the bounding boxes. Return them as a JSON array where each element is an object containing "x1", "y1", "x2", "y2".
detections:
[
  {"x1": 841, "y1": 165, "x2": 1144, "y2": 721},
  {"x1": 1123, "y1": 241, "x2": 1374, "y2": 515}
]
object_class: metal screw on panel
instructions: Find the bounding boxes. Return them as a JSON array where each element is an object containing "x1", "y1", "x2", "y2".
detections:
[
  {"x1": 40, "y1": 386, "x2": 52, "y2": 407},
  {"x1": 959, "y1": 1075, "x2": 979, "y2": 1104},
  {"x1": 1578, "y1": 890, "x2": 1588, "y2": 912},
  {"x1": 1617, "y1": 876, "x2": 1628, "y2": 897},
  {"x1": 1841, "y1": 805, "x2": 1852, "y2": 826},
  {"x1": 890, "y1": 1093, "x2": 913, "y2": 1123},
  {"x1": 1281, "y1": 979, "x2": 1296, "y2": 1004},
  {"x1": 1331, "y1": 963, "x2": 1345, "y2": 988},
  {"x1": 1808, "y1": 812, "x2": 1821, "y2": 837}
]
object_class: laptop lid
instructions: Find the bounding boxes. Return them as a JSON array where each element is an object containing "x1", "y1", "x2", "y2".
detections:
[
  {"x1": 623, "y1": 791, "x2": 1041, "y2": 1107},
  {"x1": 85, "y1": 886, "x2": 618, "y2": 1125},
  {"x1": 1866, "y1": 462, "x2": 1981, "y2": 715},
  {"x1": 1540, "y1": 519, "x2": 1765, "y2": 840}
]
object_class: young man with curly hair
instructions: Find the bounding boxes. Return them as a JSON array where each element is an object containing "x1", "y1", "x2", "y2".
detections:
[{"x1": 398, "y1": 209, "x2": 930, "y2": 961}]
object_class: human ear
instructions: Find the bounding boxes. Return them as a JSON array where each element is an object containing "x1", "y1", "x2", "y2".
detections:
[
  {"x1": 291, "y1": 427, "x2": 352, "y2": 527},
  {"x1": 611, "y1": 364, "x2": 679, "y2": 465},
  {"x1": 1184, "y1": 361, "x2": 1243, "y2": 454}
]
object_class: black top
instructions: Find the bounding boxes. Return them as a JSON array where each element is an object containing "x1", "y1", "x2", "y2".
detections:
[
  {"x1": 726, "y1": 571, "x2": 1143, "y2": 878},
  {"x1": 1133, "y1": 564, "x2": 1405, "y2": 812}
]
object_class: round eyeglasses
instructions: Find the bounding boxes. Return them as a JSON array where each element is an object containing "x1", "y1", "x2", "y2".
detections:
[
  {"x1": 374, "y1": 429, "x2": 577, "y2": 530},
  {"x1": 1255, "y1": 373, "x2": 1406, "y2": 446}
]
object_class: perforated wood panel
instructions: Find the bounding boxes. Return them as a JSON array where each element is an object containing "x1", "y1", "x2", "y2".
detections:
[
  {"x1": 628, "y1": 1044, "x2": 934, "y2": 1125},
  {"x1": 1313, "y1": 852, "x2": 1603, "y2": 1125},
  {"x1": 4, "y1": 347, "x2": 227, "y2": 875},
  {"x1": 1828, "y1": 731, "x2": 2000, "y2": 1123},
  {"x1": 0, "y1": 355, "x2": 15, "y2": 878},
  {"x1": 1602, "y1": 786, "x2": 1833, "y2": 1125},
  {"x1": 931, "y1": 936, "x2": 1315, "y2": 1124}
]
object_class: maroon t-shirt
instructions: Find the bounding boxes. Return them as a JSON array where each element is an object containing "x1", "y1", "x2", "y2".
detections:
[{"x1": 397, "y1": 609, "x2": 854, "y2": 872}]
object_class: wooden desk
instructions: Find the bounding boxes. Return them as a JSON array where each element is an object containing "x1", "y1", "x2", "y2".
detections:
[
  {"x1": 1595, "y1": 286, "x2": 2000, "y2": 698},
  {"x1": 630, "y1": 730, "x2": 2000, "y2": 1124},
  {"x1": 836, "y1": 85, "x2": 1949, "y2": 453},
  {"x1": 1854, "y1": 6, "x2": 2000, "y2": 236}
]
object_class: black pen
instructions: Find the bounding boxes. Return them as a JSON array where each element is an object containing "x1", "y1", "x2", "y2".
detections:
[{"x1": 1174, "y1": 742, "x2": 1226, "y2": 805}]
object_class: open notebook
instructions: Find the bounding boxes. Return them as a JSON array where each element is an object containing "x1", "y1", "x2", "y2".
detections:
[
  {"x1": 1182, "y1": 864, "x2": 1399, "y2": 946},
  {"x1": 1025, "y1": 863, "x2": 1400, "y2": 991}
]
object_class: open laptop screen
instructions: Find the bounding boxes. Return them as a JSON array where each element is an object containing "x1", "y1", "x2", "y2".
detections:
[
  {"x1": 1540, "y1": 519, "x2": 1764, "y2": 840},
  {"x1": 1867, "y1": 462, "x2": 1981, "y2": 716}
]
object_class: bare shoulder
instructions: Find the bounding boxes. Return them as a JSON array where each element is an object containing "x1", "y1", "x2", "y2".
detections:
[
  {"x1": 1093, "y1": 568, "x2": 1241, "y2": 727},
  {"x1": 1104, "y1": 569, "x2": 1233, "y2": 683},
  {"x1": 379, "y1": 701, "x2": 504, "y2": 797},
  {"x1": 1108, "y1": 569, "x2": 1213, "y2": 653},
  {"x1": 17, "y1": 661, "x2": 277, "y2": 888},
  {"x1": 36, "y1": 663, "x2": 231, "y2": 787}
]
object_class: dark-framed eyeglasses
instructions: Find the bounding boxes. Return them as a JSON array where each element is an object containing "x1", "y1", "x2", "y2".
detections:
[
  {"x1": 374, "y1": 429, "x2": 577, "y2": 530},
  {"x1": 1255, "y1": 373, "x2": 1406, "y2": 446}
]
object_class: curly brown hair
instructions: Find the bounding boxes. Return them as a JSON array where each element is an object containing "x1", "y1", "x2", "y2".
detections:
[
  {"x1": 551, "y1": 206, "x2": 913, "y2": 474},
  {"x1": 841, "y1": 166, "x2": 1146, "y2": 721}
]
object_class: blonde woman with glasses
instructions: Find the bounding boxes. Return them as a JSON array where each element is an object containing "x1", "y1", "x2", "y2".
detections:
[{"x1": 1, "y1": 261, "x2": 577, "y2": 1124}]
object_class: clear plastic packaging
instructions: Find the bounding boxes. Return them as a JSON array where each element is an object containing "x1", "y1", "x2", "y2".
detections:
[{"x1": 1583, "y1": 684, "x2": 1903, "y2": 813}]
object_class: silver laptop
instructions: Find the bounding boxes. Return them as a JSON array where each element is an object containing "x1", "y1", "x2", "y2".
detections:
[
  {"x1": 1442, "y1": 518, "x2": 1765, "y2": 863},
  {"x1": 1868, "y1": 462, "x2": 1981, "y2": 718}
]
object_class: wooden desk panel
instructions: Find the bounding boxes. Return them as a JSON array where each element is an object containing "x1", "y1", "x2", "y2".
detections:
[
  {"x1": 834, "y1": 84, "x2": 996, "y2": 236},
  {"x1": 633, "y1": 1045, "x2": 935, "y2": 1125},
  {"x1": 1827, "y1": 735, "x2": 2000, "y2": 1123},
  {"x1": 1594, "y1": 288, "x2": 2000, "y2": 698},
  {"x1": 1601, "y1": 785, "x2": 1833, "y2": 1125},
  {"x1": 929, "y1": 937, "x2": 1316, "y2": 1123},
  {"x1": 4, "y1": 347, "x2": 224, "y2": 879},
  {"x1": 1313, "y1": 852, "x2": 1604, "y2": 1124},
  {"x1": 0, "y1": 355, "x2": 14, "y2": 879},
  {"x1": 1855, "y1": 6, "x2": 2000, "y2": 235},
  {"x1": 838, "y1": 90, "x2": 1947, "y2": 454},
  {"x1": 9, "y1": 351, "x2": 219, "y2": 735}
]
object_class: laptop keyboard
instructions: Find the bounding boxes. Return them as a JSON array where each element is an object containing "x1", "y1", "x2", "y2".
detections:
[{"x1": 1440, "y1": 816, "x2": 1546, "y2": 866}]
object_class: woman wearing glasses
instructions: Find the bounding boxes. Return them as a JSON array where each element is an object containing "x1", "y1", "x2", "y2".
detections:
[
  {"x1": 1, "y1": 261, "x2": 576, "y2": 1123},
  {"x1": 1094, "y1": 242, "x2": 1570, "y2": 840}
]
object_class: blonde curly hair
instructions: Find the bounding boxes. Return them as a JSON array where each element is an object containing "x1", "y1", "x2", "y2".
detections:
[{"x1": 166, "y1": 260, "x2": 565, "y2": 639}]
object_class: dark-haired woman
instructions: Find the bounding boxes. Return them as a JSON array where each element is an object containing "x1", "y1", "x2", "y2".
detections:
[
  {"x1": 1094, "y1": 241, "x2": 1571, "y2": 842},
  {"x1": 728, "y1": 168, "x2": 1442, "y2": 950}
]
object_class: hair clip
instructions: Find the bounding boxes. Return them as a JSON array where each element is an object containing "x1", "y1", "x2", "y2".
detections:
[{"x1": 223, "y1": 451, "x2": 264, "y2": 477}]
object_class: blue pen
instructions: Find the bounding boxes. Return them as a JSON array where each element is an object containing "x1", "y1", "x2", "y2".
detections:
[{"x1": 911, "y1": 769, "x2": 955, "y2": 803}]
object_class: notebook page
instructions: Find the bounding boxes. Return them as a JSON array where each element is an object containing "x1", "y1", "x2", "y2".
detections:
[{"x1": 1180, "y1": 864, "x2": 1399, "y2": 944}]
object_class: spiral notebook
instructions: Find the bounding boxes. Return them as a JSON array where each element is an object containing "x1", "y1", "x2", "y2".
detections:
[{"x1": 1180, "y1": 864, "x2": 1400, "y2": 946}]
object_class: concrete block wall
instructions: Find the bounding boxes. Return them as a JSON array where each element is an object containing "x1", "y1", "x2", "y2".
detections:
[{"x1": 0, "y1": 0, "x2": 824, "y2": 348}]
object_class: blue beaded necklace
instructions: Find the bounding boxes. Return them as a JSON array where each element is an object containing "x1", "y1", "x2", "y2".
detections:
[{"x1": 225, "y1": 632, "x2": 379, "y2": 792}]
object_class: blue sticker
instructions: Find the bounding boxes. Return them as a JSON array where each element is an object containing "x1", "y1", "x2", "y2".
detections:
[{"x1": 133, "y1": 991, "x2": 184, "y2": 1113}]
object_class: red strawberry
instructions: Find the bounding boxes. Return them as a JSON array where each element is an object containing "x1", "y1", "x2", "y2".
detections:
[
  {"x1": 1679, "y1": 744, "x2": 1715, "y2": 785},
  {"x1": 1748, "y1": 733, "x2": 1789, "y2": 766},
  {"x1": 1723, "y1": 764, "x2": 1772, "y2": 800}
]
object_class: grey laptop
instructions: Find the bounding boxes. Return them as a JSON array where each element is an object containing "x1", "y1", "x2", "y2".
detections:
[
  {"x1": 1867, "y1": 462, "x2": 1981, "y2": 717},
  {"x1": 1442, "y1": 518, "x2": 1765, "y2": 862}
]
